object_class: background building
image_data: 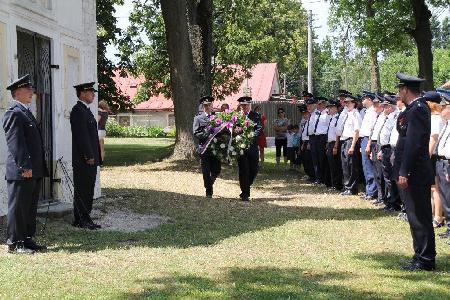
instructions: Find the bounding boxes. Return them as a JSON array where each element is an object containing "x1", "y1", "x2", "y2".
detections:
[{"x1": 0, "y1": 0, "x2": 99, "y2": 219}]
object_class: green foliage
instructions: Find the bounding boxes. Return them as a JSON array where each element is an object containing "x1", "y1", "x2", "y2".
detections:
[
  {"x1": 96, "y1": 0, "x2": 133, "y2": 112},
  {"x1": 119, "y1": 0, "x2": 308, "y2": 100},
  {"x1": 105, "y1": 118, "x2": 174, "y2": 138},
  {"x1": 432, "y1": 16, "x2": 450, "y2": 49}
]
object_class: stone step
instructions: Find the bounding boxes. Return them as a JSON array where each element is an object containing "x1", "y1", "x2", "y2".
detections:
[{"x1": 37, "y1": 201, "x2": 73, "y2": 219}]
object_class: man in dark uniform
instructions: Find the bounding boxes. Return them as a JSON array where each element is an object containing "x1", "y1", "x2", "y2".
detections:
[
  {"x1": 2, "y1": 74, "x2": 48, "y2": 254},
  {"x1": 193, "y1": 95, "x2": 221, "y2": 198},
  {"x1": 70, "y1": 82, "x2": 102, "y2": 230},
  {"x1": 393, "y1": 73, "x2": 436, "y2": 271},
  {"x1": 237, "y1": 96, "x2": 262, "y2": 201}
]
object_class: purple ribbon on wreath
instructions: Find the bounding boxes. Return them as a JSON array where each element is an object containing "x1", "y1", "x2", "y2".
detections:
[{"x1": 200, "y1": 123, "x2": 228, "y2": 155}]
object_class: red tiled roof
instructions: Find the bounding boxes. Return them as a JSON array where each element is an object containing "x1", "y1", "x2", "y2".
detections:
[{"x1": 112, "y1": 63, "x2": 279, "y2": 111}]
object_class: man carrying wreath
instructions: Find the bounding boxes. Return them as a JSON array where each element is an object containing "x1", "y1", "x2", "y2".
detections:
[
  {"x1": 237, "y1": 96, "x2": 262, "y2": 201},
  {"x1": 193, "y1": 95, "x2": 222, "y2": 198}
]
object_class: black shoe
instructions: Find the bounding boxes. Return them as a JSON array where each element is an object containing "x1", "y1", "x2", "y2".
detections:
[
  {"x1": 364, "y1": 195, "x2": 376, "y2": 201},
  {"x1": 24, "y1": 239, "x2": 47, "y2": 252},
  {"x1": 240, "y1": 196, "x2": 249, "y2": 202},
  {"x1": 79, "y1": 221, "x2": 99, "y2": 230},
  {"x1": 327, "y1": 187, "x2": 336, "y2": 192},
  {"x1": 8, "y1": 242, "x2": 35, "y2": 255},
  {"x1": 402, "y1": 261, "x2": 436, "y2": 271},
  {"x1": 206, "y1": 194, "x2": 213, "y2": 199},
  {"x1": 72, "y1": 220, "x2": 81, "y2": 228},
  {"x1": 438, "y1": 231, "x2": 450, "y2": 239}
]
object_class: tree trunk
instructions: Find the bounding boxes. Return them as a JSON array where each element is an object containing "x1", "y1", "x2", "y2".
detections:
[
  {"x1": 161, "y1": 0, "x2": 213, "y2": 159},
  {"x1": 409, "y1": 0, "x2": 434, "y2": 90},
  {"x1": 366, "y1": 1, "x2": 380, "y2": 92}
]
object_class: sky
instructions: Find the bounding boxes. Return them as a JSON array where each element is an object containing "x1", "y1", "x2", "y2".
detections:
[{"x1": 106, "y1": 0, "x2": 331, "y2": 62}]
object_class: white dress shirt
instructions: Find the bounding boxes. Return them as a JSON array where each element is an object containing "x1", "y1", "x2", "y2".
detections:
[
  {"x1": 359, "y1": 106, "x2": 378, "y2": 138},
  {"x1": 313, "y1": 109, "x2": 331, "y2": 135},
  {"x1": 341, "y1": 109, "x2": 362, "y2": 140},
  {"x1": 327, "y1": 114, "x2": 339, "y2": 142},
  {"x1": 437, "y1": 120, "x2": 450, "y2": 158},
  {"x1": 370, "y1": 114, "x2": 387, "y2": 141},
  {"x1": 431, "y1": 114, "x2": 444, "y2": 136},
  {"x1": 307, "y1": 109, "x2": 319, "y2": 136},
  {"x1": 379, "y1": 109, "x2": 399, "y2": 146},
  {"x1": 301, "y1": 117, "x2": 310, "y2": 141},
  {"x1": 335, "y1": 107, "x2": 349, "y2": 137}
]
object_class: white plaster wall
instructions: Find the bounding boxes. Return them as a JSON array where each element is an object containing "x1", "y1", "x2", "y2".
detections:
[{"x1": 0, "y1": 0, "x2": 99, "y2": 216}]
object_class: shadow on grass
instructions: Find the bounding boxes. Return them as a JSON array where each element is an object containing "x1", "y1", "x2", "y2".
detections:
[
  {"x1": 119, "y1": 266, "x2": 381, "y2": 299},
  {"x1": 39, "y1": 187, "x2": 387, "y2": 253}
]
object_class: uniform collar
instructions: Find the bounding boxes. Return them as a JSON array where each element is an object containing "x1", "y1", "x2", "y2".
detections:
[
  {"x1": 78, "y1": 100, "x2": 90, "y2": 109},
  {"x1": 14, "y1": 100, "x2": 31, "y2": 111}
]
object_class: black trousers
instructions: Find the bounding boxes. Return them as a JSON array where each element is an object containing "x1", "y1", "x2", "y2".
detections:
[
  {"x1": 341, "y1": 139, "x2": 360, "y2": 194},
  {"x1": 326, "y1": 141, "x2": 343, "y2": 190},
  {"x1": 201, "y1": 153, "x2": 221, "y2": 195},
  {"x1": 436, "y1": 160, "x2": 450, "y2": 233},
  {"x1": 238, "y1": 149, "x2": 259, "y2": 198},
  {"x1": 371, "y1": 141, "x2": 385, "y2": 202},
  {"x1": 381, "y1": 146, "x2": 401, "y2": 208},
  {"x1": 299, "y1": 142, "x2": 314, "y2": 179},
  {"x1": 6, "y1": 178, "x2": 42, "y2": 245},
  {"x1": 275, "y1": 138, "x2": 287, "y2": 158},
  {"x1": 310, "y1": 135, "x2": 328, "y2": 183},
  {"x1": 399, "y1": 184, "x2": 436, "y2": 265},
  {"x1": 73, "y1": 163, "x2": 97, "y2": 223}
]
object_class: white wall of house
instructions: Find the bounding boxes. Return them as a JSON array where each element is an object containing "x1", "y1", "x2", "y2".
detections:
[
  {"x1": 115, "y1": 111, "x2": 174, "y2": 128},
  {"x1": 0, "y1": 0, "x2": 99, "y2": 217}
]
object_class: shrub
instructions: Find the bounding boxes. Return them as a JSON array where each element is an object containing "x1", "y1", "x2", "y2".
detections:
[{"x1": 105, "y1": 119, "x2": 171, "y2": 138}]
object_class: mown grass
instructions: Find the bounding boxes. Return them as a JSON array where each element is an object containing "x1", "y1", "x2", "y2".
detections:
[{"x1": 1, "y1": 138, "x2": 449, "y2": 299}]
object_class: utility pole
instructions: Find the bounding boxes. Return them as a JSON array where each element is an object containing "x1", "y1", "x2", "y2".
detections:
[{"x1": 307, "y1": 10, "x2": 313, "y2": 93}]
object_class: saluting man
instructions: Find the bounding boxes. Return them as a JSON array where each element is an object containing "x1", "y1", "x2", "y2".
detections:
[
  {"x1": 70, "y1": 82, "x2": 102, "y2": 230},
  {"x1": 237, "y1": 96, "x2": 262, "y2": 201},
  {"x1": 193, "y1": 95, "x2": 221, "y2": 198},
  {"x1": 393, "y1": 73, "x2": 436, "y2": 271},
  {"x1": 2, "y1": 74, "x2": 48, "y2": 254}
]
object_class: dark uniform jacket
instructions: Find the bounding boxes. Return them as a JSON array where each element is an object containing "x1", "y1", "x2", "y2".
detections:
[
  {"x1": 246, "y1": 110, "x2": 263, "y2": 153},
  {"x1": 394, "y1": 97, "x2": 432, "y2": 185},
  {"x1": 193, "y1": 112, "x2": 212, "y2": 154},
  {"x1": 70, "y1": 101, "x2": 101, "y2": 166},
  {"x1": 2, "y1": 102, "x2": 47, "y2": 180}
]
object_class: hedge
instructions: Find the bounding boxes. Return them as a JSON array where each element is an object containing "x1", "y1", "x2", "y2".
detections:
[{"x1": 105, "y1": 118, "x2": 176, "y2": 138}]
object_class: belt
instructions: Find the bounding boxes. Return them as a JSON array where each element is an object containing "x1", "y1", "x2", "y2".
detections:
[
  {"x1": 380, "y1": 145, "x2": 391, "y2": 150},
  {"x1": 341, "y1": 138, "x2": 351, "y2": 142},
  {"x1": 437, "y1": 156, "x2": 449, "y2": 161},
  {"x1": 370, "y1": 140, "x2": 377, "y2": 143}
]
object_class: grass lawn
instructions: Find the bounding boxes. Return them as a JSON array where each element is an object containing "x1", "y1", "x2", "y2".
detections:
[{"x1": 1, "y1": 138, "x2": 450, "y2": 299}]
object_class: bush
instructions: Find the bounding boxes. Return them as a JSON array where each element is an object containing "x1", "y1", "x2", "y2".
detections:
[{"x1": 106, "y1": 119, "x2": 171, "y2": 138}]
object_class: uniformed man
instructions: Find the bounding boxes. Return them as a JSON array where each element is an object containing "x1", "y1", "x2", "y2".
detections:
[
  {"x1": 340, "y1": 95, "x2": 362, "y2": 195},
  {"x1": 2, "y1": 74, "x2": 48, "y2": 254},
  {"x1": 393, "y1": 72, "x2": 436, "y2": 271},
  {"x1": 434, "y1": 94, "x2": 450, "y2": 242},
  {"x1": 326, "y1": 100, "x2": 343, "y2": 191},
  {"x1": 70, "y1": 82, "x2": 102, "y2": 230},
  {"x1": 359, "y1": 91, "x2": 379, "y2": 201},
  {"x1": 333, "y1": 90, "x2": 352, "y2": 180},
  {"x1": 299, "y1": 104, "x2": 315, "y2": 182},
  {"x1": 193, "y1": 95, "x2": 221, "y2": 198},
  {"x1": 369, "y1": 93, "x2": 387, "y2": 205},
  {"x1": 237, "y1": 96, "x2": 262, "y2": 201},
  {"x1": 377, "y1": 95, "x2": 401, "y2": 211},
  {"x1": 309, "y1": 96, "x2": 331, "y2": 185}
]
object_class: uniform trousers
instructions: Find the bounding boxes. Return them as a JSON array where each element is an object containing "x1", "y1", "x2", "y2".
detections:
[
  {"x1": 360, "y1": 137, "x2": 377, "y2": 197},
  {"x1": 326, "y1": 141, "x2": 343, "y2": 190},
  {"x1": 341, "y1": 138, "x2": 360, "y2": 194},
  {"x1": 6, "y1": 178, "x2": 42, "y2": 245},
  {"x1": 436, "y1": 160, "x2": 450, "y2": 233},
  {"x1": 371, "y1": 141, "x2": 385, "y2": 201},
  {"x1": 73, "y1": 163, "x2": 97, "y2": 223},
  {"x1": 380, "y1": 146, "x2": 401, "y2": 209},
  {"x1": 398, "y1": 184, "x2": 436, "y2": 265},
  {"x1": 200, "y1": 153, "x2": 221, "y2": 195},
  {"x1": 310, "y1": 134, "x2": 328, "y2": 184},
  {"x1": 238, "y1": 148, "x2": 259, "y2": 198},
  {"x1": 299, "y1": 142, "x2": 314, "y2": 180}
]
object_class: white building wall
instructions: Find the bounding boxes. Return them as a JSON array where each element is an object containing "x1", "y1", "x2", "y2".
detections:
[{"x1": 0, "y1": 0, "x2": 99, "y2": 217}]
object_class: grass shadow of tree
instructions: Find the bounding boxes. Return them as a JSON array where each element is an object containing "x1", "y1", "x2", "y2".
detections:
[
  {"x1": 118, "y1": 266, "x2": 383, "y2": 299},
  {"x1": 40, "y1": 187, "x2": 388, "y2": 253}
]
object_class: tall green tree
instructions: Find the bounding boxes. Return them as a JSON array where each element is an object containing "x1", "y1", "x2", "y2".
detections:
[{"x1": 97, "y1": 0, "x2": 132, "y2": 112}]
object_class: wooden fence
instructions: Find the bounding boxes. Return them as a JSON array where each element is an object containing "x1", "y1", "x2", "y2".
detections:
[{"x1": 252, "y1": 100, "x2": 302, "y2": 137}]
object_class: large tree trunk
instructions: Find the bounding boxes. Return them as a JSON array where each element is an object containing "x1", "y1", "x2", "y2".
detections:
[
  {"x1": 366, "y1": 1, "x2": 380, "y2": 92},
  {"x1": 161, "y1": 0, "x2": 213, "y2": 159},
  {"x1": 409, "y1": 0, "x2": 434, "y2": 90}
]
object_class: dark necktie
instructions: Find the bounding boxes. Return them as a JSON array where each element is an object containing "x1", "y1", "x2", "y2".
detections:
[
  {"x1": 436, "y1": 122, "x2": 449, "y2": 155},
  {"x1": 313, "y1": 111, "x2": 321, "y2": 134},
  {"x1": 326, "y1": 117, "x2": 333, "y2": 135}
]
